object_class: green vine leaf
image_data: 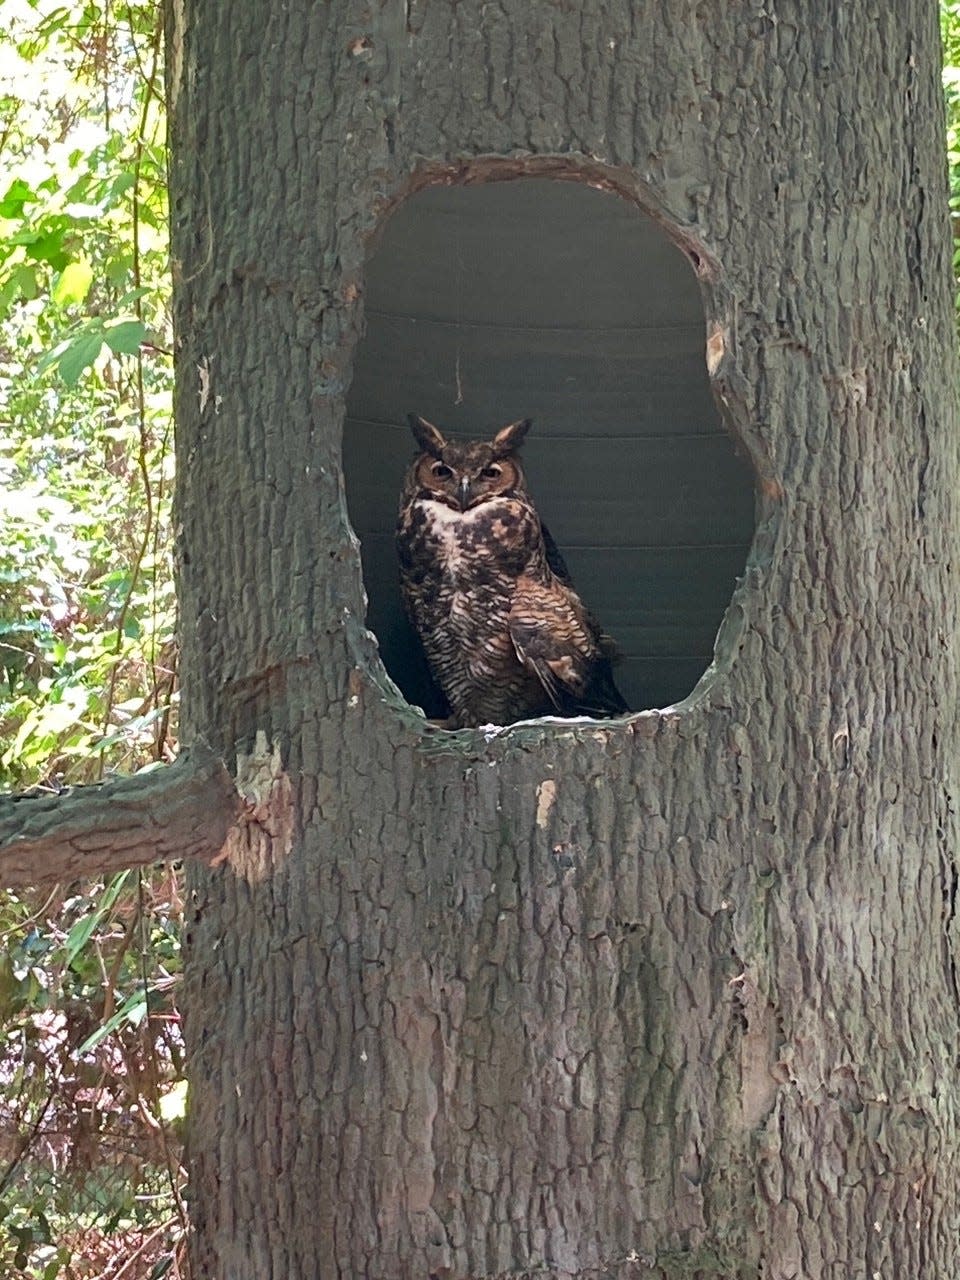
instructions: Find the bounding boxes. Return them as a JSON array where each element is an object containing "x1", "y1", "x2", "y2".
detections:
[
  {"x1": 104, "y1": 319, "x2": 147, "y2": 354},
  {"x1": 55, "y1": 330, "x2": 105, "y2": 385},
  {"x1": 0, "y1": 178, "x2": 35, "y2": 218}
]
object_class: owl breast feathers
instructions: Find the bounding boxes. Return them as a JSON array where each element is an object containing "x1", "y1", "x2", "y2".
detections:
[{"x1": 396, "y1": 414, "x2": 629, "y2": 728}]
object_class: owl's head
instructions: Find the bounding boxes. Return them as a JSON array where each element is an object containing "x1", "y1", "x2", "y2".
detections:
[{"x1": 407, "y1": 415, "x2": 532, "y2": 511}]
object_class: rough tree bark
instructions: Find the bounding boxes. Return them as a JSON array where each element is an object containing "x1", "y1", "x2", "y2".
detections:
[
  {"x1": 163, "y1": 0, "x2": 960, "y2": 1273},
  {"x1": 2, "y1": 0, "x2": 956, "y2": 1275},
  {"x1": 0, "y1": 746, "x2": 239, "y2": 887}
]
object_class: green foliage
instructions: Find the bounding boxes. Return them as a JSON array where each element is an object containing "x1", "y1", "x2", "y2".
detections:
[
  {"x1": 0, "y1": 1, "x2": 175, "y2": 792},
  {"x1": 0, "y1": 3, "x2": 184, "y2": 1275},
  {"x1": 0, "y1": 870, "x2": 188, "y2": 1279}
]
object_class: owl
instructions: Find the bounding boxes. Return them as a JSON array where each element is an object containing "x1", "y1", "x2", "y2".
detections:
[{"x1": 396, "y1": 414, "x2": 629, "y2": 728}]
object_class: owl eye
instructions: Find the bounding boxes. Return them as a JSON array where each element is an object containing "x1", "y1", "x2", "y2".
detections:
[
  {"x1": 431, "y1": 462, "x2": 453, "y2": 479},
  {"x1": 481, "y1": 465, "x2": 503, "y2": 479}
]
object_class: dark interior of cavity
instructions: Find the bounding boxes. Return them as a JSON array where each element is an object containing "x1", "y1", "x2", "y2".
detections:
[{"x1": 343, "y1": 178, "x2": 754, "y2": 718}]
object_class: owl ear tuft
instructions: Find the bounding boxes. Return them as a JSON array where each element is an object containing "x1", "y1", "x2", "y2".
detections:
[
  {"x1": 491, "y1": 418, "x2": 532, "y2": 458},
  {"x1": 408, "y1": 414, "x2": 447, "y2": 458}
]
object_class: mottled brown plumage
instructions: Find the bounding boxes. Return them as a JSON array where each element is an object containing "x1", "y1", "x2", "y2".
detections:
[{"x1": 396, "y1": 415, "x2": 629, "y2": 728}]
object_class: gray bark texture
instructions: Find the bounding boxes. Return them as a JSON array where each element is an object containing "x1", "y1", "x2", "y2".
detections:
[
  {"x1": 165, "y1": 1, "x2": 960, "y2": 1277},
  {"x1": 0, "y1": 746, "x2": 239, "y2": 887}
]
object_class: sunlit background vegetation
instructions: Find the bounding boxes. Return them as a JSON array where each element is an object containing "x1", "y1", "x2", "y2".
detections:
[
  {"x1": 1, "y1": 2, "x2": 960, "y2": 1276},
  {"x1": 1, "y1": 2, "x2": 181, "y2": 1275}
]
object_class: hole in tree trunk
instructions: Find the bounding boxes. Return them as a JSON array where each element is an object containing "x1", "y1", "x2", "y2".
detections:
[{"x1": 344, "y1": 176, "x2": 755, "y2": 720}]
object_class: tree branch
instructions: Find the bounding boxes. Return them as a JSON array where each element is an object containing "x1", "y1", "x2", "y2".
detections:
[{"x1": 0, "y1": 745, "x2": 241, "y2": 889}]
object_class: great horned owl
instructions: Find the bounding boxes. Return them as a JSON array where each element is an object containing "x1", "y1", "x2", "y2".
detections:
[{"x1": 396, "y1": 414, "x2": 629, "y2": 728}]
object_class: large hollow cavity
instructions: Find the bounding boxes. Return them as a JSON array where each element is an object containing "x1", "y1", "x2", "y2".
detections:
[{"x1": 344, "y1": 177, "x2": 754, "y2": 719}]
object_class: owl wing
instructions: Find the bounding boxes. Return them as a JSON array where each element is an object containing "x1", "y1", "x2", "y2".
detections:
[
  {"x1": 540, "y1": 521, "x2": 575, "y2": 587},
  {"x1": 508, "y1": 574, "x2": 629, "y2": 718}
]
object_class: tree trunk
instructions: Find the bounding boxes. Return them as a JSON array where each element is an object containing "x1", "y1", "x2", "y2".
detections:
[{"x1": 163, "y1": 1, "x2": 960, "y2": 1277}]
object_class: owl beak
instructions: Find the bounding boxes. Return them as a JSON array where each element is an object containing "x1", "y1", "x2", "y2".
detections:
[{"x1": 457, "y1": 476, "x2": 473, "y2": 510}]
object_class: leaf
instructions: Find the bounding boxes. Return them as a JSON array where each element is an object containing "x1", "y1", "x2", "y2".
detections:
[
  {"x1": 116, "y1": 285, "x2": 151, "y2": 307},
  {"x1": 0, "y1": 278, "x2": 18, "y2": 316},
  {"x1": 105, "y1": 255, "x2": 134, "y2": 286},
  {"x1": 75, "y1": 985, "x2": 148, "y2": 1056},
  {"x1": 0, "y1": 177, "x2": 35, "y2": 218},
  {"x1": 63, "y1": 870, "x2": 130, "y2": 968},
  {"x1": 53, "y1": 259, "x2": 93, "y2": 306},
  {"x1": 56, "y1": 331, "x2": 105, "y2": 385},
  {"x1": 0, "y1": 619, "x2": 46, "y2": 637},
  {"x1": 108, "y1": 170, "x2": 137, "y2": 202},
  {"x1": 25, "y1": 227, "x2": 68, "y2": 270},
  {"x1": 0, "y1": 951, "x2": 22, "y2": 1019},
  {"x1": 14, "y1": 263, "x2": 38, "y2": 301},
  {"x1": 0, "y1": 265, "x2": 38, "y2": 317},
  {"x1": 35, "y1": 337, "x2": 71, "y2": 375},
  {"x1": 103, "y1": 319, "x2": 146, "y2": 355}
]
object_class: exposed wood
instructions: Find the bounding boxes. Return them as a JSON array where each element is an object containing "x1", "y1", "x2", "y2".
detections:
[{"x1": 0, "y1": 745, "x2": 241, "y2": 888}]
